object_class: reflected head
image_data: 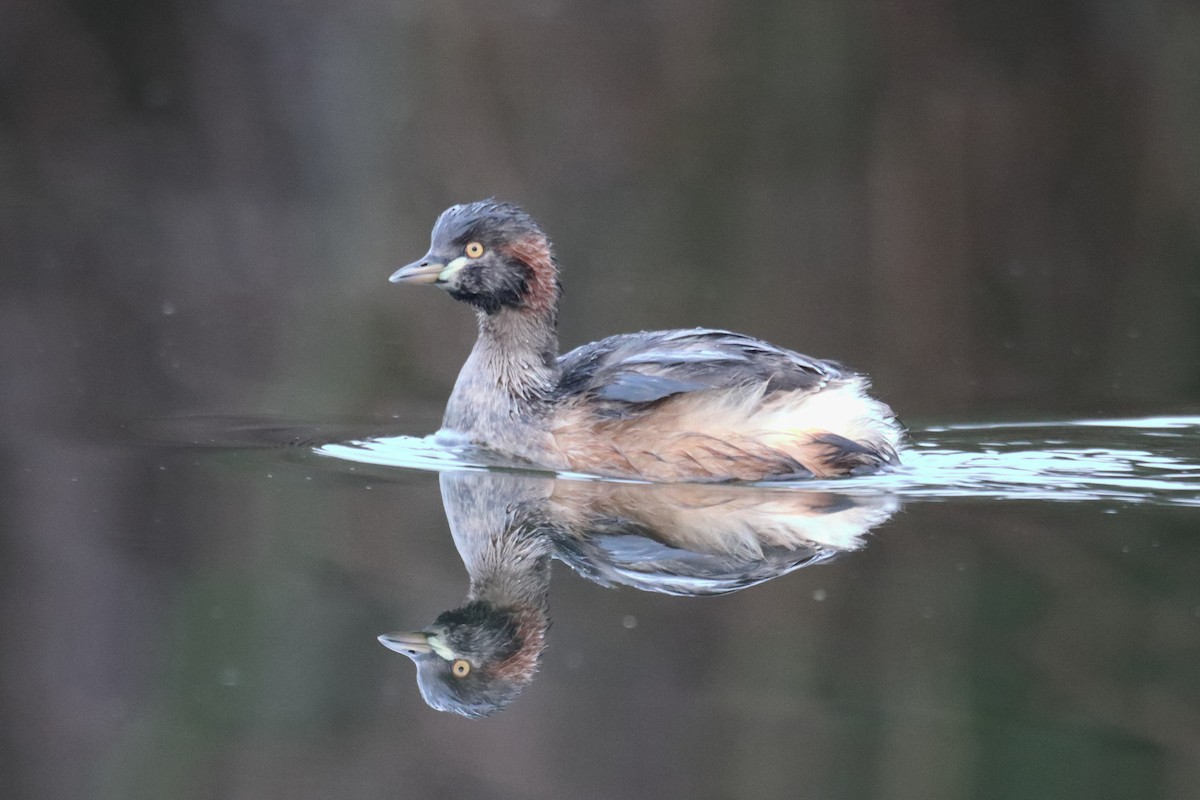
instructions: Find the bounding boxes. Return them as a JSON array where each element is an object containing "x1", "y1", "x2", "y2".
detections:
[{"x1": 379, "y1": 600, "x2": 545, "y2": 718}]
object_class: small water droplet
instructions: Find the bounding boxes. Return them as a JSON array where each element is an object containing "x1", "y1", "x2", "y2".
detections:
[
  {"x1": 161, "y1": 301, "x2": 176, "y2": 316},
  {"x1": 1121, "y1": 545, "x2": 1131, "y2": 554},
  {"x1": 218, "y1": 667, "x2": 241, "y2": 687},
  {"x1": 621, "y1": 615, "x2": 637, "y2": 629},
  {"x1": 812, "y1": 588, "x2": 827, "y2": 602},
  {"x1": 921, "y1": 608, "x2": 935, "y2": 619}
]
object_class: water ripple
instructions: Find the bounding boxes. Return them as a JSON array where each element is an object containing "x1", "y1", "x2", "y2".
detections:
[{"x1": 316, "y1": 415, "x2": 1200, "y2": 508}]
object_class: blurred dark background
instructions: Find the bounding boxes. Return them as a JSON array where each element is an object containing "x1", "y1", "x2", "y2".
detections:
[
  {"x1": 2, "y1": 1, "x2": 1199, "y2": 799},
  {"x1": 3, "y1": 0, "x2": 1198, "y2": 428}
]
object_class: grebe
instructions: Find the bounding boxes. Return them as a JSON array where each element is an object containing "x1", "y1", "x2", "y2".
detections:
[{"x1": 391, "y1": 200, "x2": 903, "y2": 481}]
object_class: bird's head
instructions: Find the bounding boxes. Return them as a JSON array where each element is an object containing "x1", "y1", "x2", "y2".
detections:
[
  {"x1": 378, "y1": 599, "x2": 546, "y2": 718},
  {"x1": 390, "y1": 200, "x2": 559, "y2": 316}
]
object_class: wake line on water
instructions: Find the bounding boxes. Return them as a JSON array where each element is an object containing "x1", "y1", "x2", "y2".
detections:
[{"x1": 315, "y1": 415, "x2": 1200, "y2": 509}]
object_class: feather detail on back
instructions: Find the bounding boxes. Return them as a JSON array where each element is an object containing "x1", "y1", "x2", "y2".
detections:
[
  {"x1": 557, "y1": 328, "x2": 838, "y2": 411},
  {"x1": 550, "y1": 329, "x2": 903, "y2": 481}
]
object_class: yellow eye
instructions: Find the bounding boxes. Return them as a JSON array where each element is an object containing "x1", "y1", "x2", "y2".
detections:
[
  {"x1": 465, "y1": 241, "x2": 484, "y2": 258},
  {"x1": 451, "y1": 659, "x2": 472, "y2": 678}
]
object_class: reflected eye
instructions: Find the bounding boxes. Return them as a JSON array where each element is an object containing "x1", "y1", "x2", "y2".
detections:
[
  {"x1": 451, "y1": 659, "x2": 472, "y2": 678},
  {"x1": 465, "y1": 242, "x2": 484, "y2": 258}
]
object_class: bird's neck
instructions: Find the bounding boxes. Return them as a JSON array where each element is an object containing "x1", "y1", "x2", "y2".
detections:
[
  {"x1": 464, "y1": 521, "x2": 553, "y2": 614},
  {"x1": 442, "y1": 473, "x2": 555, "y2": 614},
  {"x1": 442, "y1": 306, "x2": 562, "y2": 450},
  {"x1": 474, "y1": 306, "x2": 560, "y2": 398}
]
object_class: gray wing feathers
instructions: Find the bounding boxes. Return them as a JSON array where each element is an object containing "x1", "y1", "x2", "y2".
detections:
[
  {"x1": 594, "y1": 373, "x2": 709, "y2": 403},
  {"x1": 551, "y1": 527, "x2": 838, "y2": 596},
  {"x1": 557, "y1": 328, "x2": 841, "y2": 409}
]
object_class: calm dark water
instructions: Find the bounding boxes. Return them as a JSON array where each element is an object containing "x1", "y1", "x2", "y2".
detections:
[
  {"x1": 4, "y1": 1, "x2": 1200, "y2": 799},
  {"x1": 5, "y1": 416, "x2": 1197, "y2": 799}
]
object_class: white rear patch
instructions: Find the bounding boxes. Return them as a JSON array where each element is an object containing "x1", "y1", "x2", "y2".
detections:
[{"x1": 657, "y1": 377, "x2": 903, "y2": 453}]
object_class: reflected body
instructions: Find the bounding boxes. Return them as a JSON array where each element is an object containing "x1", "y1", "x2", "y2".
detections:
[
  {"x1": 390, "y1": 201, "x2": 905, "y2": 481},
  {"x1": 380, "y1": 471, "x2": 898, "y2": 716}
]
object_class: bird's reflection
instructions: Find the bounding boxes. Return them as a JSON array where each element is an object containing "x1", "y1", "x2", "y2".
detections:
[{"x1": 380, "y1": 471, "x2": 898, "y2": 717}]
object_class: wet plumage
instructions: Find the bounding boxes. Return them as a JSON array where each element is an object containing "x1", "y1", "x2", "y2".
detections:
[{"x1": 390, "y1": 200, "x2": 904, "y2": 481}]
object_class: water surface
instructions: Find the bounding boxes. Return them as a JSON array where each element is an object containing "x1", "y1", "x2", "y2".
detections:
[
  {"x1": 93, "y1": 415, "x2": 1192, "y2": 798},
  {"x1": 320, "y1": 415, "x2": 1200, "y2": 508}
]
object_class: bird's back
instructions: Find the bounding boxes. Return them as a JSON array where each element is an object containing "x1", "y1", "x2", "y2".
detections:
[{"x1": 550, "y1": 328, "x2": 903, "y2": 481}]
